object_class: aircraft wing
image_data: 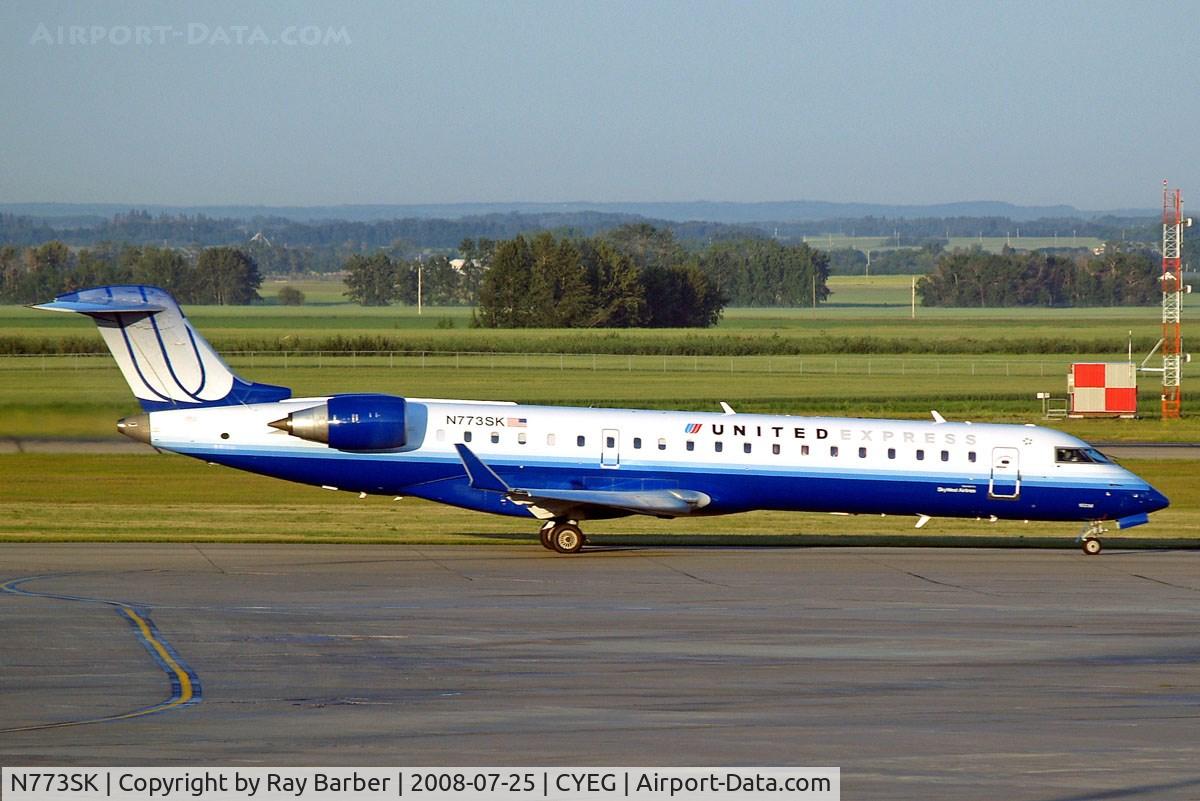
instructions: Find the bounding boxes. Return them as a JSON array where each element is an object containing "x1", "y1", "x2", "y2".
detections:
[{"x1": 454, "y1": 444, "x2": 710, "y2": 519}]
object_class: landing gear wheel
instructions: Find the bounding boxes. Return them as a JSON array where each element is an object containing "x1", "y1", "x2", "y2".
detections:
[
  {"x1": 539, "y1": 522, "x2": 556, "y2": 550},
  {"x1": 1082, "y1": 537, "x2": 1102, "y2": 556},
  {"x1": 551, "y1": 523, "x2": 585, "y2": 554}
]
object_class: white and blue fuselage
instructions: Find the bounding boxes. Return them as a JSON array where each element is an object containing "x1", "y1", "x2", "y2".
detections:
[
  {"x1": 144, "y1": 398, "x2": 1166, "y2": 524},
  {"x1": 37, "y1": 285, "x2": 1169, "y2": 554}
]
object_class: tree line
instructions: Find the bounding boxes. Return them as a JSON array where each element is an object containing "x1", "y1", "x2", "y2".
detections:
[
  {"x1": 0, "y1": 210, "x2": 762, "y2": 254},
  {"x1": 916, "y1": 246, "x2": 1160, "y2": 307},
  {"x1": 827, "y1": 242, "x2": 945, "y2": 275},
  {"x1": 341, "y1": 226, "x2": 834, "y2": 327},
  {"x1": 0, "y1": 242, "x2": 263, "y2": 304},
  {"x1": 0, "y1": 230, "x2": 1164, "y2": 319},
  {"x1": 342, "y1": 250, "x2": 485, "y2": 308},
  {"x1": 768, "y1": 214, "x2": 1158, "y2": 242},
  {"x1": 3, "y1": 209, "x2": 1180, "y2": 271}
]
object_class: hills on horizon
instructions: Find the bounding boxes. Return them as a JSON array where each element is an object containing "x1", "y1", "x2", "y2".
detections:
[{"x1": 0, "y1": 199, "x2": 1158, "y2": 225}]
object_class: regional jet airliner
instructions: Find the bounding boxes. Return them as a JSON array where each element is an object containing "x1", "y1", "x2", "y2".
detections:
[{"x1": 37, "y1": 285, "x2": 1168, "y2": 554}]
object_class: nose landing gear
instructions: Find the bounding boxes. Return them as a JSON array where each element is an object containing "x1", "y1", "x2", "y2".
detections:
[
  {"x1": 538, "y1": 520, "x2": 586, "y2": 554},
  {"x1": 1078, "y1": 521, "x2": 1107, "y2": 555}
]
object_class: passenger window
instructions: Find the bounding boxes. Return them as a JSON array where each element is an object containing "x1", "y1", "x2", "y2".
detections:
[
  {"x1": 463, "y1": 431, "x2": 472, "y2": 443},
  {"x1": 518, "y1": 432, "x2": 527, "y2": 445},
  {"x1": 576, "y1": 435, "x2": 585, "y2": 447},
  {"x1": 633, "y1": 437, "x2": 642, "y2": 449},
  {"x1": 772, "y1": 443, "x2": 780, "y2": 455},
  {"x1": 715, "y1": 441, "x2": 723, "y2": 453},
  {"x1": 658, "y1": 438, "x2": 667, "y2": 451},
  {"x1": 941, "y1": 450, "x2": 949, "y2": 462},
  {"x1": 744, "y1": 443, "x2": 752, "y2": 454},
  {"x1": 547, "y1": 433, "x2": 556, "y2": 446},
  {"x1": 887, "y1": 448, "x2": 896, "y2": 459},
  {"x1": 830, "y1": 446, "x2": 839, "y2": 457},
  {"x1": 968, "y1": 451, "x2": 976, "y2": 462},
  {"x1": 916, "y1": 449, "x2": 924, "y2": 461},
  {"x1": 606, "y1": 435, "x2": 615, "y2": 448},
  {"x1": 858, "y1": 447, "x2": 867, "y2": 458},
  {"x1": 686, "y1": 441, "x2": 695, "y2": 452},
  {"x1": 436, "y1": 429, "x2": 445, "y2": 442},
  {"x1": 490, "y1": 431, "x2": 499, "y2": 444},
  {"x1": 801, "y1": 445, "x2": 810, "y2": 456}
]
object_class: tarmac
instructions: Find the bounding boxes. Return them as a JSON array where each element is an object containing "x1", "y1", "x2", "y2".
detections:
[{"x1": 2, "y1": 544, "x2": 1199, "y2": 799}]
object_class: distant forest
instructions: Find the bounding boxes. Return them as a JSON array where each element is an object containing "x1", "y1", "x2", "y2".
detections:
[
  {"x1": 0, "y1": 207, "x2": 1178, "y2": 318},
  {"x1": 916, "y1": 246, "x2": 1160, "y2": 307},
  {"x1": 0, "y1": 208, "x2": 1166, "y2": 267},
  {"x1": 0, "y1": 210, "x2": 765, "y2": 273}
]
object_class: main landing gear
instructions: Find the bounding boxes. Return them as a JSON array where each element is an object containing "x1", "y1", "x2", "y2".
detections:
[
  {"x1": 1078, "y1": 521, "x2": 1106, "y2": 555},
  {"x1": 539, "y1": 520, "x2": 586, "y2": 554}
]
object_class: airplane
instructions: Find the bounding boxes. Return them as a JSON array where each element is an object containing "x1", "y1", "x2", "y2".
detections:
[{"x1": 36, "y1": 284, "x2": 1169, "y2": 555}]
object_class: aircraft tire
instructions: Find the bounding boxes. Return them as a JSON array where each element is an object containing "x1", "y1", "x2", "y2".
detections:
[
  {"x1": 552, "y1": 523, "x2": 584, "y2": 554},
  {"x1": 539, "y1": 527, "x2": 556, "y2": 550},
  {"x1": 1082, "y1": 537, "x2": 1102, "y2": 556}
]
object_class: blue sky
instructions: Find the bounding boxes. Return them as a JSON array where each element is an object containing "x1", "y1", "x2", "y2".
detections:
[{"x1": 2, "y1": 0, "x2": 1196, "y2": 208}]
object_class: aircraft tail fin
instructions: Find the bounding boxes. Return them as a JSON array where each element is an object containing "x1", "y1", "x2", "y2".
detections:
[{"x1": 35, "y1": 285, "x2": 291, "y2": 411}]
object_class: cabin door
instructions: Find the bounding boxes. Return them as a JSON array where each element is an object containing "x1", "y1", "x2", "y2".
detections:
[
  {"x1": 989, "y1": 447, "x2": 1020, "y2": 499},
  {"x1": 601, "y1": 428, "x2": 620, "y2": 468}
]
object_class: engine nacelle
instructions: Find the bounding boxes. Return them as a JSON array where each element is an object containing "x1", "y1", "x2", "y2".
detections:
[{"x1": 269, "y1": 394, "x2": 407, "y2": 451}]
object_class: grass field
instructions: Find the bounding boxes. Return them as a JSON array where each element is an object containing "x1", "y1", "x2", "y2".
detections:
[
  {"x1": 0, "y1": 453, "x2": 1193, "y2": 547},
  {"x1": 4, "y1": 276, "x2": 1190, "y2": 358},
  {"x1": 3, "y1": 359, "x2": 1197, "y2": 441},
  {"x1": 2, "y1": 274, "x2": 1196, "y2": 438}
]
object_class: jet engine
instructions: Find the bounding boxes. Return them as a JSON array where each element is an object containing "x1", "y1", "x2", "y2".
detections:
[{"x1": 269, "y1": 394, "x2": 407, "y2": 451}]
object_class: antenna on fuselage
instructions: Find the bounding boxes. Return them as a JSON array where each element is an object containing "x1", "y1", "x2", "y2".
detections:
[
  {"x1": 930, "y1": 410, "x2": 946, "y2": 424},
  {"x1": 719, "y1": 402, "x2": 736, "y2": 415}
]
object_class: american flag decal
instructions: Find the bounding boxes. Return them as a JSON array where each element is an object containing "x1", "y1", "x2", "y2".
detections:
[
  {"x1": 507, "y1": 417, "x2": 528, "y2": 427},
  {"x1": 684, "y1": 423, "x2": 702, "y2": 434}
]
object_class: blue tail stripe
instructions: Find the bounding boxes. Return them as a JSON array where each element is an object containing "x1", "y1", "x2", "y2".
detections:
[{"x1": 118, "y1": 320, "x2": 174, "y2": 403}]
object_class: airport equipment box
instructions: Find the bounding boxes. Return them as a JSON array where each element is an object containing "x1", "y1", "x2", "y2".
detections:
[{"x1": 1069, "y1": 362, "x2": 1136, "y2": 418}]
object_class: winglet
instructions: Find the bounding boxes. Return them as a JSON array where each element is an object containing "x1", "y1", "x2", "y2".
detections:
[{"x1": 454, "y1": 444, "x2": 510, "y2": 493}]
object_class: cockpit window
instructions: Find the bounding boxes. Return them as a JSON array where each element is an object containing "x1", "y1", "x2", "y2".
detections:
[{"x1": 1056, "y1": 447, "x2": 1108, "y2": 464}]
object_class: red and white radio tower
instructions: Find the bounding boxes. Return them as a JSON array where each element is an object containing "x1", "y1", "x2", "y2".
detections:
[{"x1": 1161, "y1": 182, "x2": 1186, "y2": 418}]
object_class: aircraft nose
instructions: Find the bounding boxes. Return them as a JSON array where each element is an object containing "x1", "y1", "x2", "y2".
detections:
[{"x1": 1144, "y1": 486, "x2": 1170, "y2": 513}]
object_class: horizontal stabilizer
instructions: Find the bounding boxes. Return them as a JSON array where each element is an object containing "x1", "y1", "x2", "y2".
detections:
[{"x1": 34, "y1": 299, "x2": 166, "y2": 315}]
